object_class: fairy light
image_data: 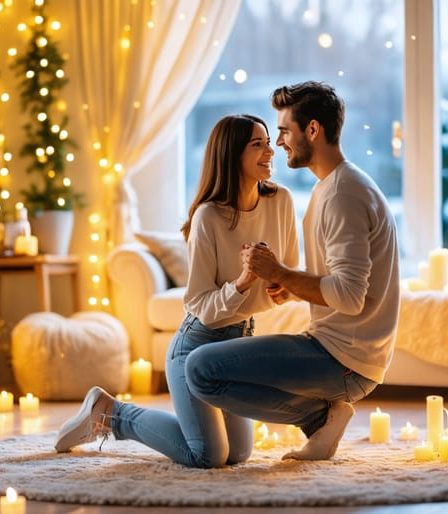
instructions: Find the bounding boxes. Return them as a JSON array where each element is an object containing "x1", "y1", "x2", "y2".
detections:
[
  {"x1": 47, "y1": 170, "x2": 55, "y2": 178},
  {"x1": 50, "y1": 20, "x2": 61, "y2": 30},
  {"x1": 318, "y1": 33, "x2": 333, "y2": 48},
  {"x1": 89, "y1": 254, "x2": 99, "y2": 263},
  {"x1": 57, "y1": 100, "x2": 67, "y2": 111},
  {"x1": 59, "y1": 129, "x2": 68, "y2": 139},
  {"x1": 113, "y1": 163, "x2": 123, "y2": 173},
  {"x1": 26, "y1": 70, "x2": 35, "y2": 78},
  {"x1": 51, "y1": 124, "x2": 60, "y2": 133},
  {"x1": 0, "y1": 190, "x2": 10, "y2": 199},
  {"x1": 120, "y1": 37, "x2": 131, "y2": 49},
  {"x1": 17, "y1": 22, "x2": 27, "y2": 31},
  {"x1": 66, "y1": 153, "x2": 74, "y2": 162},
  {"x1": 101, "y1": 298, "x2": 110, "y2": 307},
  {"x1": 88, "y1": 297, "x2": 98, "y2": 306},
  {"x1": 63, "y1": 177, "x2": 71, "y2": 186},
  {"x1": 3, "y1": 152, "x2": 12, "y2": 161},
  {"x1": 147, "y1": 20, "x2": 155, "y2": 29},
  {"x1": 34, "y1": 15, "x2": 44, "y2": 24},
  {"x1": 55, "y1": 69, "x2": 64, "y2": 78},
  {"x1": 34, "y1": 0, "x2": 44, "y2": 5},
  {"x1": 35, "y1": 147, "x2": 45, "y2": 157},
  {"x1": 45, "y1": 145, "x2": 55, "y2": 155},
  {"x1": 90, "y1": 233, "x2": 100, "y2": 242},
  {"x1": 7, "y1": 48, "x2": 17, "y2": 56},
  {"x1": 91, "y1": 274, "x2": 101, "y2": 284},
  {"x1": 37, "y1": 112, "x2": 47, "y2": 121},
  {"x1": 40, "y1": 58, "x2": 48, "y2": 67},
  {"x1": 99, "y1": 158, "x2": 109, "y2": 168},
  {"x1": 0, "y1": 168, "x2": 9, "y2": 177},
  {"x1": 89, "y1": 213, "x2": 101, "y2": 224},
  {"x1": 39, "y1": 87, "x2": 49, "y2": 96},
  {"x1": 57, "y1": 197, "x2": 65, "y2": 207},
  {"x1": 36, "y1": 36, "x2": 47, "y2": 47},
  {"x1": 92, "y1": 141, "x2": 101, "y2": 150},
  {"x1": 15, "y1": 202, "x2": 24, "y2": 210},
  {"x1": 0, "y1": 93, "x2": 9, "y2": 102}
]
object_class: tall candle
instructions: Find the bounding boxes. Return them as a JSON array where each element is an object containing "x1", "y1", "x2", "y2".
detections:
[
  {"x1": 427, "y1": 248, "x2": 448, "y2": 290},
  {"x1": 439, "y1": 435, "x2": 448, "y2": 462},
  {"x1": 414, "y1": 441, "x2": 435, "y2": 461},
  {"x1": 426, "y1": 395, "x2": 444, "y2": 451},
  {"x1": 130, "y1": 359, "x2": 152, "y2": 395},
  {"x1": 19, "y1": 393, "x2": 39, "y2": 413},
  {"x1": 369, "y1": 407, "x2": 391, "y2": 443},
  {"x1": 0, "y1": 391, "x2": 13, "y2": 413},
  {"x1": 0, "y1": 487, "x2": 26, "y2": 514}
]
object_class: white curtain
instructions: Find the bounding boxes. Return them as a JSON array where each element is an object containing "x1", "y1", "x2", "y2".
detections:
[{"x1": 72, "y1": 0, "x2": 242, "y2": 244}]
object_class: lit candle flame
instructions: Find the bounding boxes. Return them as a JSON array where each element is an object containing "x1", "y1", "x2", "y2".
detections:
[{"x1": 6, "y1": 487, "x2": 18, "y2": 502}]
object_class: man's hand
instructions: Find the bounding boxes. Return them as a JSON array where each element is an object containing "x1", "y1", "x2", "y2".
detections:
[{"x1": 235, "y1": 244, "x2": 259, "y2": 293}]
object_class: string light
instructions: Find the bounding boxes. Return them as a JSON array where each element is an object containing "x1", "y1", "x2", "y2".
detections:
[
  {"x1": 50, "y1": 20, "x2": 61, "y2": 30},
  {"x1": 7, "y1": 48, "x2": 17, "y2": 56},
  {"x1": 318, "y1": 33, "x2": 333, "y2": 48},
  {"x1": 66, "y1": 153, "x2": 74, "y2": 162},
  {"x1": 0, "y1": 93, "x2": 10, "y2": 102},
  {"x1": 17, "y1": 23, "x2": 27, "y2": 31},
  {"x1": 63, "y1": 177, "x2": 71, "y2": 186}
]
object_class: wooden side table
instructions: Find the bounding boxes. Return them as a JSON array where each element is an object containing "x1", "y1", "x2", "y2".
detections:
[{"x1": 0, "y1": 254, "x2": 80, "y2": 313}]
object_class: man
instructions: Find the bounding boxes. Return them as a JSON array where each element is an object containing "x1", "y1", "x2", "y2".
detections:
[{"x1": 185, "y1": 81, "x2": 400, "y2": 461}]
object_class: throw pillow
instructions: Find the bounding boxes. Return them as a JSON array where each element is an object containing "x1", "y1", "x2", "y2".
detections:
[{"x1": 134, "y1": 230, "x2": 188, "y2": 286}]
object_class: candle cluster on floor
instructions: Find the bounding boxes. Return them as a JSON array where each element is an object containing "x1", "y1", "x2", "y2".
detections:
[
  {"x1": 403, "y1": 248, "x2": 448, "y2": 291},
  {"x1": 253, "y1": 420, "x2": 306, "y2": 449},
  {"x1": 369, "y1": 395, "x2": 448, "y2": 463}
]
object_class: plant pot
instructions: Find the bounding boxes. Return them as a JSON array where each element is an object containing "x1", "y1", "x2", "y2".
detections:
[{"x1": 30, "y1": 210, "x2": 74, "y2": 255}]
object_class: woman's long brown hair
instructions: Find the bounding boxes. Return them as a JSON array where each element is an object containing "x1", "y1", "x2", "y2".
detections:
[{"x1": 181, "y1": 114, "x2": 277, "y2": 241}]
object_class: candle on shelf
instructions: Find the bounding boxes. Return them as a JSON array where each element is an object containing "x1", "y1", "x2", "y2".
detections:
[
  {"x1": 130, "y1": 359, "x2": 152, "y2": 395},
  {"x1": 19, "y1": 393, "x2": 39, "y2": 413},
  {"x1": 14, "y1": 234, "x2": 38, "y2": 256},
  {"x1": 427, "y1": 248, "x2": 448, "y2": 290},
  {"x1": 426, "y1": 395, "x2": 444, "y2": 451},
  {"x1": 414, "y1": 441, "x2": 435, "y2": 461},
  {"x1": 369, "y1": 407, "x2": 391, "y2": 443},
  {"x1": 439, "y1": 435, "x2": 448, "y2": 462},
  {"x1": 0, "y1": 391, "x2": 13, "y2": 413},
  {"x1": 399, "y1": 421, "x2": 419, "y2": 441},
  {"x1": 0, "y1": 487, "x2": 26, "y2": 514}
]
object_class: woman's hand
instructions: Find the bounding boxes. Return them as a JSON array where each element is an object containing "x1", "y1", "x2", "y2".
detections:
[
  {"x1": 266, "y1": 284, "x2": 290, "y2": 305},
  {"x1": 235, "y1": 243, "x2": 259, "y2": 293}
]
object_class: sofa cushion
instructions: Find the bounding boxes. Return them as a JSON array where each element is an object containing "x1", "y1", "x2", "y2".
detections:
[
  {"x1": 134, "y1": 230, "x2": 188, "y2": 287},
  {"x1": 148, "y1": 287, "x2": 186, "y2": 331}
]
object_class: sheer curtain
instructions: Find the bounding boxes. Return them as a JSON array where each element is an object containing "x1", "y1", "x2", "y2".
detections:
[{"x1": 72, "y1": 0, "x2": 241, "y2": 243}]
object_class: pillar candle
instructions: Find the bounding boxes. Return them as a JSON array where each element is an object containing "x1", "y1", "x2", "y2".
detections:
[
  {"x1": 0, "y1": 391, "x2": 13, "y2": 413},
  {"x1": 414, "y1": 441, "x2": 435, "y2": 461},
  {"x1": 439, "y1": 435, "x2": 448, "y2": 462},
  {"x1": 0, "y1": 487, "x2": 26, "y2": 514},
  {"x1": 19, "y1": 393, "x2": 39, "y2": 413},
  {"x1": 427, "y1": 248, "x2": 448, "y2": 290},
  {"x1": 13, "y1": 234, "x2": 38, "y2": 256},
  {"x1": 426, "y1": 395, "x2": 444, "y2": 451},
  {"x1": 369, "y1": 407, "x2": 391, "y2": 443},
  {"x1": 130, "y1": 359, "x2": 152, "y2": 395},
  {"x1": 418, "y1": 261, "x2": 429, "y2": 282}
]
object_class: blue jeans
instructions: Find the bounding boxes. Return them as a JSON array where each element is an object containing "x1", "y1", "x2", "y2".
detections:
[
  {"x1": 111, "y1": 313, "x2": 254, "y2": 468},
  {"x1": 184, "y1": 332, "x2": 377, "y2": 437}
]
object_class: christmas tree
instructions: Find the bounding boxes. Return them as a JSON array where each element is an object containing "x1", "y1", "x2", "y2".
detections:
[{"x1": 11, "y1": 0, "x2": 84, "y2": 214}]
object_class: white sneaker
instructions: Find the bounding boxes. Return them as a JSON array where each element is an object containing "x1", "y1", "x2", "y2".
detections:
[
  {"x1": 54, "y1": 386, "x2": 113, "y2": 453},
  {"x1": 282, "y1": 401, "x2": 355, "y2": 461}
]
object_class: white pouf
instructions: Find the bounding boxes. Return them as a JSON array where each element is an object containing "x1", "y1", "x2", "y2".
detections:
[{"x1": 12, "y1": 312, "x2": 130, "y2": 400}]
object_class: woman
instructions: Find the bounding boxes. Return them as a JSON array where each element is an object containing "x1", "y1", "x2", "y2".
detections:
[{"x1": 54, "y1": 114, "x2": 299, "y2": 468}]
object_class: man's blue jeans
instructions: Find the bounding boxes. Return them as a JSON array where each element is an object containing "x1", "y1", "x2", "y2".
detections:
[
  {"x1": 185, "y1": 332, "x2": 377, "y2": 437},
  {"x1": 111, "y1": 314, "x2": 254, "y2": 468}
]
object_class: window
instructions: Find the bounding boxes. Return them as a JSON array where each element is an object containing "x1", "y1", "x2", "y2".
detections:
[{"x1": 185, "y1": 0, "x2": 404, "y2": 252}]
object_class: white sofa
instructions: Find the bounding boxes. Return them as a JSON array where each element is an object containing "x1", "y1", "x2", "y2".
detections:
[{"x1": 107, "y1": 242, "x2": 448, "y2": 392}]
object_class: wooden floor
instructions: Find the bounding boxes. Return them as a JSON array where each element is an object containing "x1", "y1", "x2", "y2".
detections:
[{"x1": 1, "y1": 386, "x2": 447, "y2": 514}]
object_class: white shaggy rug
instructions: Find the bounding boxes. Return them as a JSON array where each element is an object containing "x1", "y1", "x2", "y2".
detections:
[{"x1": 1, "y1": 428, "x2": 448, "y2": 507}]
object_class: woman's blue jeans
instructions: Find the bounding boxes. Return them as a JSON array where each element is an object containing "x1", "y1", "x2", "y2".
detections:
[
  {"x1": 184, "y1": 332, "x2": 378, "y2": 437},
  {"x1": 111, "y1": 313, "x2": 254, "y2": 468}
]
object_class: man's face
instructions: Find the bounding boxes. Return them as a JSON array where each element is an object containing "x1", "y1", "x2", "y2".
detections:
[{"x1": 276, "y1": 108, "x2": 313, "y2": 168}]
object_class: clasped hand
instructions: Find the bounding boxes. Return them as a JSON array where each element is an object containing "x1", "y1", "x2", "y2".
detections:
[{"x1": 236, "y1": 242, "x2": 289, "y2": 304}]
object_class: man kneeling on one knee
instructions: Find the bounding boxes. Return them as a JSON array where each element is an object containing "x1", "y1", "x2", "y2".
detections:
[{"x1": 185, "y1": 81, "x2": 400, "y2": 461}]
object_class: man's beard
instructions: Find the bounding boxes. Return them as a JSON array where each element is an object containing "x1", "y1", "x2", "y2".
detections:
[{"x1": 287, "y1": 139, "x2": 313, "y2": 168}]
